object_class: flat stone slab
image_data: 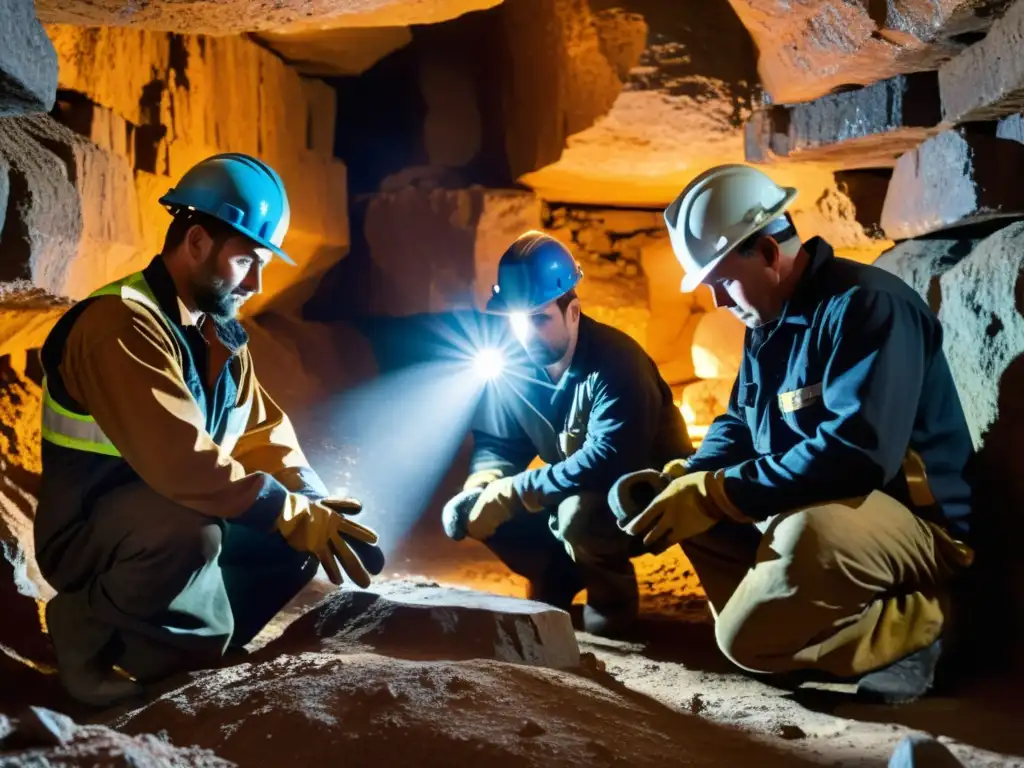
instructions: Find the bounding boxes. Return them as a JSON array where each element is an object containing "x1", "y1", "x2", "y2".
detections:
[
  {"x1": 745, "y1": 73, "x2": 943, "y2": 169},
  {"x1": 0, "y1": 0, "x2": 57, "y2": 117},
  {"x1": 880, "y1": 128, "x2": 1024, "y2": 239},
  {"x1": 940, "y1": 0, "x2": 1024, "y2": 123},
  {"x1": 262, "y1": 581, "x2": 581, "y2": 670}
]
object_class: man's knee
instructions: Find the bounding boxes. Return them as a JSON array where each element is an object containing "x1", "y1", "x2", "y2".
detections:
[{"x1": 556, "y1": 493, "x2": 610, "y2": 549}]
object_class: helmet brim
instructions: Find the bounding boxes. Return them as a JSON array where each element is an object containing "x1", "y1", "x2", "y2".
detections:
[{"x1": 159, "y1": 196, "x2": 296, "y2": 266}]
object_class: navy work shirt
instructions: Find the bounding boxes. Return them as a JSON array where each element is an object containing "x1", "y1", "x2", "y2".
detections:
[
  {"x1": 686, "y1": 238, "x2": 975, "y2": 540},
  {"x1": 469, "y1": 314, "x2": 692, "y2": 509}
]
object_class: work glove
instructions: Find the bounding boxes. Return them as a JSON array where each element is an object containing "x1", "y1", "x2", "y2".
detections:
[
  {"x1": 662, "y1": 458, "x2": 691, "y2": 479},
  {"x1": 441, "y1": 487, "x2": 484, "y2": 541},
  {"x1": 462, "y1": 468, "x2": 505, "y2": 492},
  {"x1": 608, "y1": 469, "x2": 672, "y2": 528},
  {"x1": 276, "y1": 495, "x2": 384, "y2": 588},
  {"x1": 622, "y1": 471, "x2": 750, "y2": 554},
  {"x1": 465, "y1": 474, "x2": 547, "y2": 541}
]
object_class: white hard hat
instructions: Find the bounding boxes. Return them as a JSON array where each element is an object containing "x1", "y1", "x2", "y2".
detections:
[{"x1": 664, "y1": 164, "x2": 798, "y2": 293}]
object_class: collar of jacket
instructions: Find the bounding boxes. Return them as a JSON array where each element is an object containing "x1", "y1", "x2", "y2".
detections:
[
  {"x1": 142, "y1": 255, "x2": 249, "y2": 353},
  {"x1": 556, "y1": 313, "x2": 594, "y2": 387},
  {"x1": 773, "y1": 236, "x2": 835, "y2": 328}
]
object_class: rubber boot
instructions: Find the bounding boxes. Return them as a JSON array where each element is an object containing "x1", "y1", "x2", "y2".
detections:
[
  {"x1": 45, "y1": 594, "x2": 143, "y2": 708},
  {"x1": 580, "y1": 560, "x2": 639, "y2": 638},
  {"x1": 856, "y1": 640, "x2": 943, "y2": 705}
]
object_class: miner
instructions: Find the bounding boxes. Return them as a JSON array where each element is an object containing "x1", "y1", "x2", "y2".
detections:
[
  {"x1": 35, "y1": 153, "x2": 384, "y2": 707},
  {"x1": 441, "y1": 231, "x2": 693, "y2": 636},
  {"x1": 610, "y1": 163, "x2": 976, "y2": 704}
]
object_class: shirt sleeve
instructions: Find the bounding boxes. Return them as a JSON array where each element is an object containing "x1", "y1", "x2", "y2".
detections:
[
  {"x1": 230, "y1": 350, "x2": 330, "y2": 500},
  {"x1": 684, "y1": 374, "x2": 757, "y2": 472},
  {"x1": 513, "y1": 365, "x2": 660, "y2": 507},
  {"x1": 720, "y1": 288, "x2": 926, "y2": 519},
  {"x1": 59, "y1": 298, "x2": 291, "y2": 530}
]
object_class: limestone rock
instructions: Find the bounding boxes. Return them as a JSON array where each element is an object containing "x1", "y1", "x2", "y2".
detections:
[
  {"x1": 730, "y1": 0, "x2": 1012, "y2": 105},
  {"x1": 0, "y1": 707, "x2": 230, "y2": 767},
  {"x1": 308, "y1": 187, "x2": 541, "y2": 318},
  {"x1": 35, "y1": 0, "x2": 502, "y2": 34},
  {"x1": 745, "y1": 73, "x2": 943, "y2": 169},
  {"x1": 258, "y1": 27, "x2": 413, "y2": 77},
  {"x1": 0, "y1": 0, "x2": 58, "y2": 117},
  {"x1": 880, "y1": 129, "x2": 1024, "y2": 239},
  {"x1": 264, "y1": 582, "x2": 580, "y2": 669},
  {"x1": 113, "y1": 649, "x2": 813, "y2": 767},
  {"x1": 520, "y1": 0, "x2": 758, "y2": 207},
  {"x1": 937, "y1": 221, "x2": 1024, "y2": 449},
  {"x1": 940, "y1": 0, "x2": 1024, "y2": 123},
  {"x1": 692, "y1": 310, "x2": 745, "y2": 380},
  {"x1": 873, "y1": 238, "x2": 979, "y2": 312},
  {"x1": 681, "y1": 378, "x2": 734, "y2": 428}
]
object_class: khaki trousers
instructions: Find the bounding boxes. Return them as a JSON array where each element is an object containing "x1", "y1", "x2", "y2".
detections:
[{"x1": 682, "y1": 491, "x2": 973, "y2": 678}]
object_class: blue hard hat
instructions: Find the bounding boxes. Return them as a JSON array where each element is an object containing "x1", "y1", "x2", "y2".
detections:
[
  {"x1": 159, "y1": 153, "x2": 294, "y2": 265},
  {"x1": 486, "y1": 231, "x2": 583, "y2": 315}
]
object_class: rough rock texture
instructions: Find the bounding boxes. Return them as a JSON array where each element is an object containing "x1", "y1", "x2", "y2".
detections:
[
  {"x1": 691, "y1": 310, "x2": 744, "y2": 381},
  {"x1": 880, "y1": 129, "x2": 1024, "y2": 239},
  {"x1": 940, "y1": 0, "x2": 1024, "y2": 123},
  {"x1": 0, "y1": 706, "x2": 231, "y2": 767},
  {"x1": 873, "y1": 237, "x2": 979, "y2": 313},
  {"x1": 729, "y1": 0, "x2": 1014, "y2": 105},
  {"x1": 113, "y1": 651, "x2": 813, "y2": 768},
  {"x1": 519, "y1": 0, "x2": 758, "y2": 207},
  {"x1": 745, "y1": 73, "x2": 943, "y2": 169},
  {"x1": 258, "y1": 26, "x2": 413, "y2": 77},
  {"x1": 308, "y1": 187, "x2": 541, "y2": 318},
  {"x1": 0, "y1": 0, "x2": 58, "y2": 117},
  {"x1": 681, "y1": 378, "x2": 734, "y2": 429},
  {"x1": 35, "y1": 0, "x2": 502, "y2": 34},
  {"x1": 545, "y1": 205, "x2": 660, "y2": 347},
  {"x1": 937, "y1": 221, "x2": 1024, "y2": 450},
  {"x1": 996, "y1": 111, "x2": 1024, "y2": 142},
  {"x1": 263, "y1": 583, "x2": 580, "y2": 669},
  {"x1": 40, "y1": 25, "x2": 349, "y2": 313}
]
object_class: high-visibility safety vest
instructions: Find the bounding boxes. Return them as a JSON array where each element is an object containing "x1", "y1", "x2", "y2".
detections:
[{"x1": 40, "y1": 272, "x2": 165, "y2": 458}]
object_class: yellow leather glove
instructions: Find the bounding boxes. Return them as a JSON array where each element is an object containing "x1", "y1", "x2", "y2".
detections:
[
  {"x1": 275, "y1": 495, "x2": 381, "y2": 587},
  {"x1": 465, "y1": 476, "x2": 525, "y2": 541},
  {"x1": 463, "y1": 468, "x2": 505, "y2": 492},
  {"x1": 662, "y1": 458, "x2": 690, "y2": 479},
  {"x1": 624, "y1": 471, "x2": 748, "y2": 552}
]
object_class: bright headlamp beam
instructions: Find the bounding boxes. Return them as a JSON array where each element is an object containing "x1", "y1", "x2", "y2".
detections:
[
  {"x1": 474, "y1": 347, "x2": 506, "y2": 380},
  {"x1": 510, "y1": 312, "x2": 530, "y2": 345}
]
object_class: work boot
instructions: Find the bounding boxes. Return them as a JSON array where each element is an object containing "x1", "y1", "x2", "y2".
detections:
[
  {"x1": 582, "y1": 601, "x2": 638, "y2": 638},
  {"x1": 888, "y1": 734, "x2": 965, "y2": 768},
  {"x1": 856, "y1": 640, "x2": 943, "y2": 705},
  {"x1": 45, "y1": 594, "x2": 143, "y2": 708},
  {"x1": 526, "y1": 576, "x2": 583, "y2": 612}
]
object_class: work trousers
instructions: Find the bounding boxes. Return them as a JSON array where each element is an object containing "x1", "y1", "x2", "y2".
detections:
[
  {"x1": 683, "y1": 490, "x2": 972, "y2": 678},
  {"x1": 44, "y1": 480, "x2": 317, "y2": 682},
  {"x1": 484, "y1": 492, "x2": 639, "y2": 611}
]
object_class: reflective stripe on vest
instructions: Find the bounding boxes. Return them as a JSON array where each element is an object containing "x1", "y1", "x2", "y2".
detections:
[{"x1": 41, "y1": 272, "x2": 163, "y2": 457}]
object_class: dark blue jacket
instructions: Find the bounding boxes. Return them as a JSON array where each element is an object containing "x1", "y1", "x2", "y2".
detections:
[
  {"x1": 687, "y1": 238, "x2": 975, "y2": 539},
  {"x1": 469, "y1": 314, "x2": 693, "y2": 508}
]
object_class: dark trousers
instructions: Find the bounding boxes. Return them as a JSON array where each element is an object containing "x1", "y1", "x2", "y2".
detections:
[
  {"x1": 44, "y1": 480, "x2": 316, "y2": 682},
  {"x1": 484, "y1": 492, "x2": 638, "y2": 612}
]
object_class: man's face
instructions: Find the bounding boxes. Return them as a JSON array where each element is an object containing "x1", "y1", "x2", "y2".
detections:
[
  {"x1": 190, "y1": 229, "x2": 270, "y2": 320},
  {"x1": 510, "y1": 300, "x2": 577, "y2": 367},
  {"x1": 704, "y1": 238, "x2": 782, "y2": 329}
]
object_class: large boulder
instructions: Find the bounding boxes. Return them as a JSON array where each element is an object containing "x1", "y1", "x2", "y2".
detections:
[
  {"x1": 873, "y1": 237, "x2": 980, "y2": 313},
  {"x1": 730, "y1": 0, "x2": 1013, "y2": 105},
  {"x1": 0, "y1": 0, "x2": 58, "y2": 117}
]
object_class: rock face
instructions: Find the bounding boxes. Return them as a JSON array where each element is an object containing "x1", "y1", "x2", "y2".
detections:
[
  {"x1": 0, "y1": 0, "x2": 58, "y2": 117},
  {"x1": 873, "y1": 237, "x2": 979, "y2": 313},
  {"x1": 519, "y1": 0, "x2": 758, "y2": 207},
  {"x1": 37, "y1": 25, "x2": 348, "y2": 313},
  {"x1": 263, "y1": 583, "x2": 580, "y2": 669},
  {"x1": 729, "y1": 0, "x2": 1013, "y2": 105},
  {"x1": 35, "y1": 0, "x2": 503, "y2": 34},
  {"x1": 937, "y1": 221, "x2": 1024, "y2": 450},
  {"x1": 880, "y1": 129, "x2": 1024, "y2": 239},
  {"x1": 939, "y1": 0, "x2": 1024, "y2": 123},
  {"x1": 745, "y1": 73, "x2": 943, "y2": 169},
  {"x1": 258, "y1": 27, "x2": 414, "y2": 77},
  {"x1": 308, "y1": 187, "x2": 541, "y2": 318}
]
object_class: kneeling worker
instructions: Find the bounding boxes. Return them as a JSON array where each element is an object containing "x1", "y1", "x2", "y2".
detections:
[
  {"x1": 444, "y1": 231, "x2": 693, "y2": 635},
  {"x1": 612, "y1": 164, "x2": 976, "y2": 703},
  {"x1": 35, "y1": 153, "x2": 384, "y2": 707}
]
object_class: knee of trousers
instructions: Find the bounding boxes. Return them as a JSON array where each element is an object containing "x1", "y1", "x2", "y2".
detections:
[
  {"x1": 555, "y1": 492, "x2": 616, "y2": 552},
  {"x1": 112, "y1": 519, "x2": 224, "y2": 597}
]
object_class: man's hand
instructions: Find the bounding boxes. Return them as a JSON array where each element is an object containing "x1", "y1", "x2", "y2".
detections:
[
  {"x1": 662, "y1": 458, "x2": 690, "y2": 478},
  {"x1": 276, "y1": 495, "x2": 384, "y2": 587},
  {"x1": 624, "y1": 471, "x2": 745, "y2": 553},
  {"x1": 466, "y1": 476, "x2": 525, "y2": 541}
]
